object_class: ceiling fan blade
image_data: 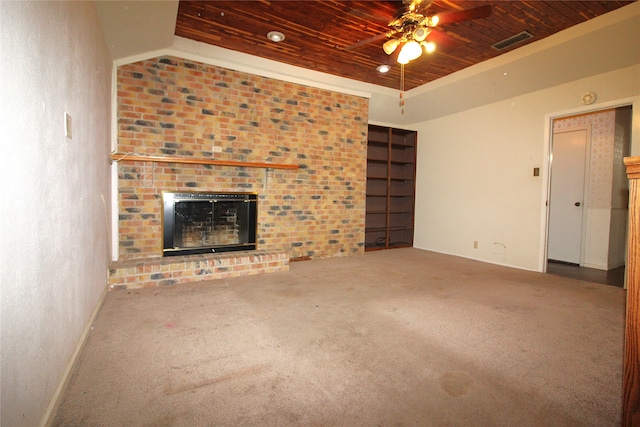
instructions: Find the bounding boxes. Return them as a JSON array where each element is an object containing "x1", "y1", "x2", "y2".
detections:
[
  {"x1": 344, "y1": 31, "x2": 396, "y2": 51},
  {"x1": 435, "y1": 4, "x2": 492, "y2": 26},
  {"x1": 408, "y1": 0, "x2": 433, "y2": 14},
  {"x1": 348, "y1": 8, "x2": 392, "y2": 23},
  {"x1": 426, "y1": 28, "x2": 457, "y2": 50}
]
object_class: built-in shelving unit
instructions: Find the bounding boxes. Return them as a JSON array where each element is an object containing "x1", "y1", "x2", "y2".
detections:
[{"x1": 365, "y1": 125, "x2": 416, "y2": 251}]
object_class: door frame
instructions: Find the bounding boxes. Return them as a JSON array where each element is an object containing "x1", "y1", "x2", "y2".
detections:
[
  {"x1": 548, "y1": 125, "x2": 591, "y2": 266},
  {"x1": 539, "y1": 96, "x2": 638, "y2": 274}
]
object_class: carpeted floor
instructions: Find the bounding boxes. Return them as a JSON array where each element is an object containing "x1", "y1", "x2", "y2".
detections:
[{"x1": 53, "y1": 248, "x2": 626, "y2": 426}]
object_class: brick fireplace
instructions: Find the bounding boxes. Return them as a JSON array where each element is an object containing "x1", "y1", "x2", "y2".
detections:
[{"x1": 109, "y1": 55, "x2": 369, "y2": 289}]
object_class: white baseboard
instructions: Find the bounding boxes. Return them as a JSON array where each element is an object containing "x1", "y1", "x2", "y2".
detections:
[
  {"x1": 40, "y1": 284, "x2": 110, "y2": 427},
  {"x1": 581, "y1": 262, "x2": 608, "y2": 270},
  {"x1": 411, "y1": 245, "x2": 541, "y2": 273}
]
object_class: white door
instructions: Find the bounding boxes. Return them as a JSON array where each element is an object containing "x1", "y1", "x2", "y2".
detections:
[{"x1": 548, "y1": 128, "x2": 588, "y2": 264}]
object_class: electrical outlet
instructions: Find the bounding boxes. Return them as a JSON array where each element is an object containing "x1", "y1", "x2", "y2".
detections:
[
  {"x1": 64, "y1": 112, "x2": 72, "y2": 139},
  {"x1": 212, "y1": 146, "x2": 223, "y2": 153},
  {"x1": 473, "y1": 241, "x2": 478, "y2": 249}
]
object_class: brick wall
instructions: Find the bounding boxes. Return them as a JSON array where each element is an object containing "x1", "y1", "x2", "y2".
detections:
[{"x1": 116, "y1": 55, "x2": 368, "y2": 261}]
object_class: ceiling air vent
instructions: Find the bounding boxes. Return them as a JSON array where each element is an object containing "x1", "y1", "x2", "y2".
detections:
[{"x1": 491, "y1": 31, "x2": 534, "y2": 51}]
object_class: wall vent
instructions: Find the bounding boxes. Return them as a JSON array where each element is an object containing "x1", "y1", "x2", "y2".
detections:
[{"x1": 491, "y1": 31, "x2": 534, "y2": 51}]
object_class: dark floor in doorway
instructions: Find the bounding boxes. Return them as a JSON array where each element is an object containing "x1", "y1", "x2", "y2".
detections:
[{"x1": 547, "y1": 260, "x2": 625, "y2": 288}]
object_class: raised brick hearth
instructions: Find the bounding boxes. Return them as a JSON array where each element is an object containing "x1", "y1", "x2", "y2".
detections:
[{"x1": 109, "y1": 250, "x2": 289, "y2": 290}]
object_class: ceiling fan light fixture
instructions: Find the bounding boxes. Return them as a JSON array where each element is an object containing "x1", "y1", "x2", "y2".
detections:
[
  {"x1": 397, "y1": 40, "x2": 422, "y2": 64},
  {"x1": 421, "y1": 41, "x2": 436, "y2": 53},
  {"x1": 429, "y1": 15, "x2": 439, "y2": 27},
  {"x1": 267, "y1": 31, "x2": 285, "y2": 42},
  {"x1": 383, "y1": 38, "x2": 400, "y2": 55},
  {"x1": 413, "y1": 27, "x2": 429, "y2": 42}
]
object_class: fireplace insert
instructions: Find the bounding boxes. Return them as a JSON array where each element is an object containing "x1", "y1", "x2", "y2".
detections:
[{"x1": 162, "y1": 192, "x2": 257, "y2": 256}]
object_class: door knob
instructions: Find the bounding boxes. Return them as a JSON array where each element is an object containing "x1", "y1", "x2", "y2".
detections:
[{"x1": 574, "y1": 202, "x2": 581, "y2": 207}]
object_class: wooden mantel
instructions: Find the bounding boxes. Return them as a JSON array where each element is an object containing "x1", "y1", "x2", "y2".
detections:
[
  {"x1": 109, "y1": 152, "x2": 299, "y2": 170},
  {"x1": 623, "y1": 156, "x2": 640, "y2": 426}
]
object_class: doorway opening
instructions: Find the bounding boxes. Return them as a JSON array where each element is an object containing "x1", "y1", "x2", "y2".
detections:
[{"x1": 546, "y1": 105, "x2": 632, "y2": 287}]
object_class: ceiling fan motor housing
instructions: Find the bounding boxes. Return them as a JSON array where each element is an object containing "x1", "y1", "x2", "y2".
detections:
[{"x1": 413, "y1": 26, "x2": 429, "y2": 41}]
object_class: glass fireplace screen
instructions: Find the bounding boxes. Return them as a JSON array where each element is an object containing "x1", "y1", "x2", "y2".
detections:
[{"x1": 162, "y1": 192, "x2": 257, "y2": 256}]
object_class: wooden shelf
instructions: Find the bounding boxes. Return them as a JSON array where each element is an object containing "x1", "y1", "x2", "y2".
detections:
[
  {"x1": 109, "y1": 153, "x2": 299, "y2": 170},
  {"x1": 367, "y1": 140, "x2": 389, "y2": 147}
]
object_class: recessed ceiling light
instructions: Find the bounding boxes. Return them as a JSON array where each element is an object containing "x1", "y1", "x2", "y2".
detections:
[
  {"x1": 267, "y1": 31, "x2": 285, "y2": 42},
  {"x1": 377, "y1": 64, "x2": 391, "y2": 73}
]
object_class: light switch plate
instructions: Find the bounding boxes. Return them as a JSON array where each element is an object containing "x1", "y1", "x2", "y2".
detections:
[{"x1": 64, "y1": 112, "x2": 72, "y2": 139}]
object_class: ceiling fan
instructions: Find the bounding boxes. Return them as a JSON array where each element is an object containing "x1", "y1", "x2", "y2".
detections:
[{"x1": 347, "y1": 0, "x2": 493, "y2": 65}]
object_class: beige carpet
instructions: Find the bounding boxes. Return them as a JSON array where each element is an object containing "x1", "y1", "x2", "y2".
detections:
[{"x1": 53, "y1": 248, "x2": 625, "y2": 426}]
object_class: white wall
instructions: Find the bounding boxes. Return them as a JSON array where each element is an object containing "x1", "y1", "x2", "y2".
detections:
[
  {"x1": 0, "y1": 2, "x2": 112, "y2": 426},
  {"x1": 412, "y1": 65, "x2": 640, "y2": 271}
]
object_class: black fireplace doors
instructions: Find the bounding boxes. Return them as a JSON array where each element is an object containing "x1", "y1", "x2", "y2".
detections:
[{"x1": 162, "y1": 192, "x2": 257, "y2": 256}]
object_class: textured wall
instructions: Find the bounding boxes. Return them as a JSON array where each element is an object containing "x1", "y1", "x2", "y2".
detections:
[
  {"x1": 116, "y1": 56, "x2": 368, "y2": 260},
  {"x1": 613, "y1": 106, "x2": 632, "y2": 208},
  {"x1": 553, "y1": 109, "x2": 617, "y2": 208},
  {"x1": 0, "y1": 2, "x2": 112, "y2": 426}
]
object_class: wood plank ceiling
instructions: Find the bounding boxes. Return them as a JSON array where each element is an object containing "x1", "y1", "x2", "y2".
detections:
[{"x1": 175, "y1": 1, "x2": 634, "y2": 91}]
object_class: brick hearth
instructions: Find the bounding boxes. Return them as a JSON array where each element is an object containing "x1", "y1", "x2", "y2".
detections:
[{"x1": 108, "y1": 249, "x2": 288, "y2": 290}]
